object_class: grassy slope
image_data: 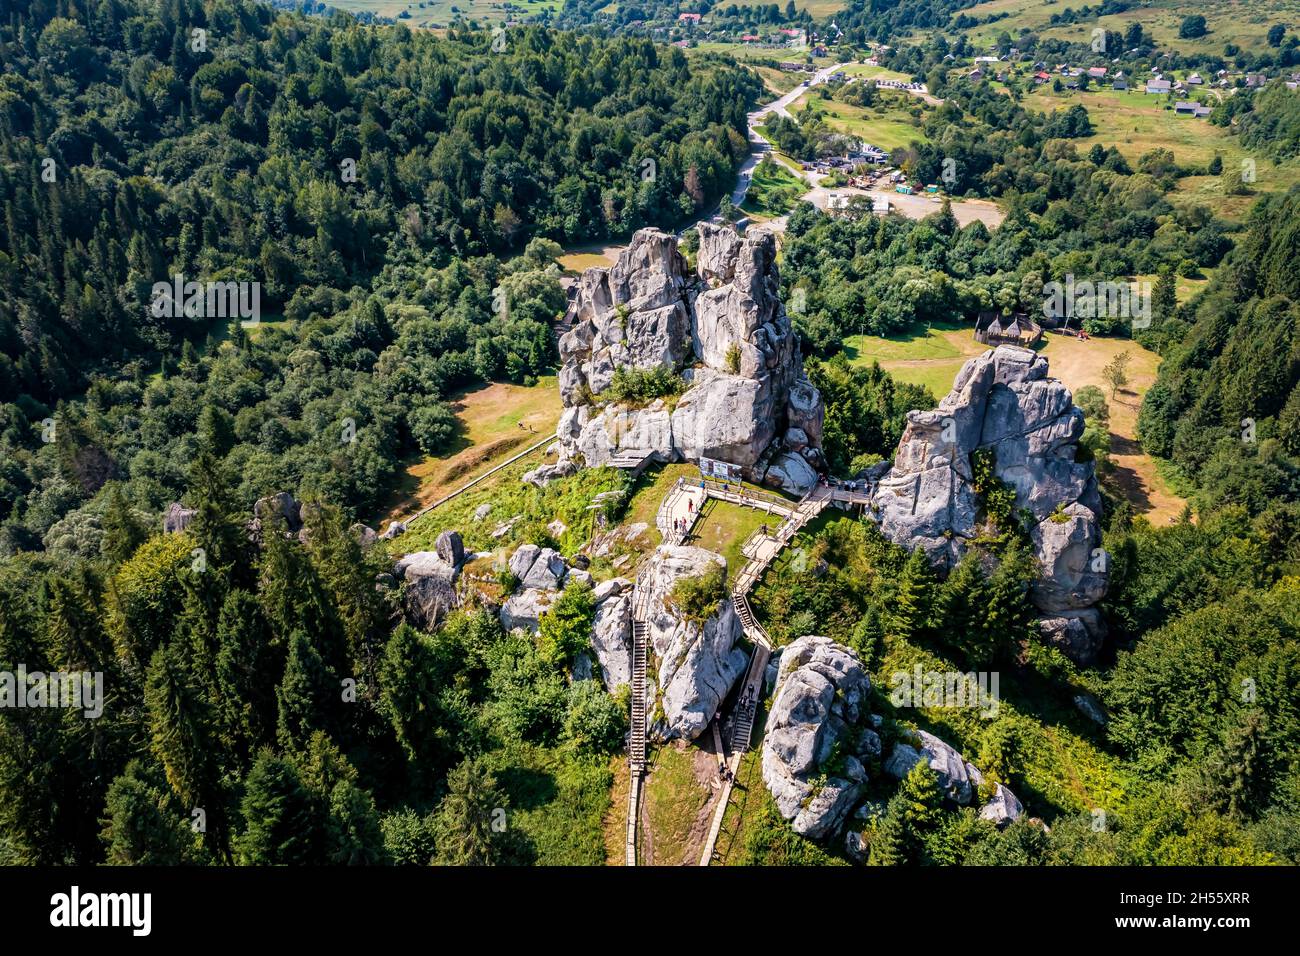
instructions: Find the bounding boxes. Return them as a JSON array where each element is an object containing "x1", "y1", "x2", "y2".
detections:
[
  {"x1": 741, "y1": 158, "x2": 807, "y2": 217},
  {"x1": 375, "y1": 376, "x2": 561, "y2": 528},
  {"x1": 959, "y1": 0, "x2": 1300, "y2": 54},
  {"x1": 1027, "y1": 86, "x2": 1300, "y2": 221},
  {"x1": 791, "y1": 89, "x2": 932, "y2": 152}
]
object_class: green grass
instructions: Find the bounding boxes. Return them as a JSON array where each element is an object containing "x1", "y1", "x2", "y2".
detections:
[
  {"x1": 1026, "y1": 85, "x2": 1300, "y2": 220},
  {"x1": 330, "y1": 0, "x2": 564, "y2": 27},
  {"x1": 485, "y1": 743, "x2": 614, "y2": 866},
  {"x1": 959, "y1": 0, "x2": 1300, "y2": 58},
  {"x1": 689, "y1": 499, "x2": 777, "y2": 586},
  {"x1": 842, "y1": 321, "x2": 984, "y2": 399},
  {"x1": 791, "y1": 90, "x2": 931, "y2": 152},
  {"x1": 740, "y1": 157, "x2": 807, "y2": 218},
  {"x1": 641, "y1": 742, "x2": 711, "y2": 865}
]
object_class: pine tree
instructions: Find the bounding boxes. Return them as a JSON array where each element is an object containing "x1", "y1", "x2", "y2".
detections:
[
  {"x1": 889, "y1": 547, "x2": 934, "y2": 642},
  {"x1": 100, "y1": 760, "x2": 194, "y2": 865},
  {"x1": 235, "y1": 753, "x2": 324, "y2": 865},
  {"x1": 433, "y1": 756, "x2": 510, "y2": 866},
  {"x1": 1153, "y1": 268, "x2": 1177, "y2": 327},
  {"x1": 100, "y1": 482, "x2": 148, "y2": 565},
  {"x1": 276, "y1": 629, "x2": 337, "y2": 753}
]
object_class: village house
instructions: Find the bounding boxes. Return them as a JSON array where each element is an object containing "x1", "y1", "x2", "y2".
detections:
[{"x1": 1145, "y1": 78, "x2": 1171, "y2": 94}]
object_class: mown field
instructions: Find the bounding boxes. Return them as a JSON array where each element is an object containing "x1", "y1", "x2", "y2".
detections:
[
  {"x1": 375, "y1": 376, "x2": 561, "y2": 527},
  {"x1": 331, "y1": 0, "x2": 562, "y2": 27},
  {"x1": 790, "y1": 88, "x2": 932, "y2": 151},
  {"x1": 958, "y1": 0, "x2": 1300, "y2": 55},
  {"x1": 1027, "y1": 85, "x2": 1300, "y2": 220}
]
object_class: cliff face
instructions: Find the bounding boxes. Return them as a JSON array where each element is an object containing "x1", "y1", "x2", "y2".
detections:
[
  {"x1": 870, "y1": 345, "x2": 1110, "y2": 663},
  {"x1": 532, "y1": 224, "x2": 826, "y2": 494}
]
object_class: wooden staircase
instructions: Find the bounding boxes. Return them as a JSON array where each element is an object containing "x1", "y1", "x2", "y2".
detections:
[{"x1": 629, "y1": 618, "x2": 649, "y2": 775}]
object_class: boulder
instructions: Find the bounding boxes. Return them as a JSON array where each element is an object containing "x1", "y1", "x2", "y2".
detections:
[
  {"x1": 1037, "y1": 608, "x2": 1106, "y2": 666},
  {"x1": 590, "y1": 590, "x2": 633, "y2": 691},
  {"x1": 349, "y1": 523, "x2": 378, "y2": 549},
  {"x1": 381, "y1": 520, "x2": 406, "y2": 540},
  {"x1": 762, "y1": 636, "x2": 873, "y2": 839},
  {"x1": 1030, "y1": 505, "x2": 1107, "y2": 613},
  {"x1": 640, "y1": 545, "x2": 748, "y2": 741},
  {"x1": 255, "y1": 492, "x2": 302, "y2": 532},
  {"x1": 499, "y1": 588, "x2": 556, "y2": 633},
  {"x1": 884, "y1": 730, "x2": 985, "y2": 806},
  {"x1": 765, "y1": 450, "x2": 819, "y2": 496},
  {"x1": 163, "y1": 502, "x2": 196, "y2": 534},
  {"x1": 394, "y1": 551, "x2": 460, "y2": 631},
  {"x1": 435, "y1": 529, "x2": 466, "y2": 569},
  {"x1": 521, "y1": 547, "x2": 567, "y2": 590},
  {"x1": 593, "y1": 577, "x2": 632, "y2": 604},
  {"x1": 473, "y1": 503, "x2": 493, "y2": 522},
  {"x1": 508, "y1": 544, "x2": 540, "y2": 581},
  {"x1": 978, "y1": 783, "x2": 1024, "y2": 828}
]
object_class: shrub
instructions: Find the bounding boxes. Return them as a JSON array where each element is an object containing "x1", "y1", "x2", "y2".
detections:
[{"x1": 668, "y1": 562, "x2": 726, "y2": 625}]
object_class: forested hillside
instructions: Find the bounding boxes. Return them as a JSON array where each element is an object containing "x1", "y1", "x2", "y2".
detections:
[{"x1": 0, "y1": 0, "x2": 761, "y2": 552}]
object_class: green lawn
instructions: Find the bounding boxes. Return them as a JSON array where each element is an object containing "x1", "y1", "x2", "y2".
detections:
[
  {"x1": 791, "y1": 90, "x2": 931, "y2": 152},
  {"x1": 1027, "y1": 85, "x2": 1300, "y2": 220},
  {"x1": 688, "y1": 499, "x2": 777, "y2": 586},
  {"x1": 741, "y1": 157, "x2": 806, "y2": 218},
  {"x1": 640, "y1": 742, "x2": 712, "y2": 865},
  {"x1": 842, "y1": 322, "x2": 985, "y2": 400}
]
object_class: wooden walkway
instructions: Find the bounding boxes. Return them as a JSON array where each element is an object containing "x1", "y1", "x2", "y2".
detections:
[{"x1": 627, "y1": 475, "x2": 878, "y2": 866}]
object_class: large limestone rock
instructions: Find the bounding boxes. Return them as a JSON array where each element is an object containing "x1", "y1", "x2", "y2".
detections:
[
  {"x1": 640, "y1": 545, "x2": 748, "y2": 742},
  {"x1": 589, "y1": 579, "x2": 633, "y2": 691},
  {"x1": 394, "y1": 551, "x2": 460, "y2": 631},
  {"x1": 884, "y1": 729, "x2": 994, "y2": 807},
  {"x1": 254, "y1": 491, "x2": 302, "y2": 532},
  {"x1": 163, "y1": 502, "x2": 196, "y2": 534},
  {"x1": 762, "y1": 636, "x2": 875, "y2": 839},
  {"x1": 499, "y1": 588, "x2": 556, "y2": 633},
  {"x1": 869, "y1": 345, "x2": 1109, "y2": 663},
  {"x1": 549, "y1": 225, "x2": 824, "y2": 485},
  {"x1": 435, "y1": 530, "x2": 466, "y2": 569}
]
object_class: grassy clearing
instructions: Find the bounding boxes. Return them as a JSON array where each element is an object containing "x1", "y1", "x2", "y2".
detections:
[
  {"x1": 485, "y1": 743, "x2": 614, "y2": 866},
  {"x1": 1026, "y1": 86, "x2": 1300, "y2": 220},
  {"x1": 792, "y1": 90, "x2": 931, "y2": 152},
  {"x1": 376, "y1": 377, "x2": 560, "y2": 526},
  {"x1": 640, "y1": 741, "x2": 714, "y2": 865},
  {"x1": 688, "y1": 499, "x2": 776, "y2": 585},
  {"x1": 1038, "y1": 333, "x2": 1186, "y2": 523},
  {"x1": 843, "y1": 322, "x2": 985, "y2": 400},
  {"x1": 741, "y1": 157, "x2": 807, "y2": 217}
]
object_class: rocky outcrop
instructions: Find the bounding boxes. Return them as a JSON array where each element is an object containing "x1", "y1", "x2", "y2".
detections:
[
  {"x1": 589, "y1": 578, "x2": 633, "y2": 691},
  {"x1": 435, "y1": 530, "x2": 465, "y2": 569},
  {"x1": 162, "y1": 502, "x2": 196, "y2": 534},
  {"x1": 883, "y1": 728, "x2": 1023, "y2": 827},
  {"x1": 868, "y1": 345, "x2": 1109, "y2": 663},
  {"x1": 394, "y1": 550, "x2": 460, "y2": 631},
  {"x1": 979, "y1": 783, "x2": 1024, "y2": 828},
  {"x1": 499, "y1": 588, "x2": 556, "y2": 633},
  {"x1": 762, "y1": 636, "x2": 878, "y2": 839},
  {"x1": 640, "y1": 545, "x2": 748, "y2": 742},
  {"x1": 254, "y1": 492, "x2": 302, "y2": 532},
  {"x1": 544, "y1": 225, "x2": 824, "y2": 495}
]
